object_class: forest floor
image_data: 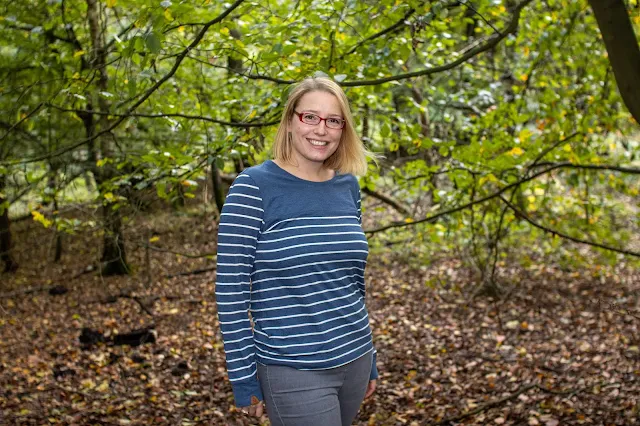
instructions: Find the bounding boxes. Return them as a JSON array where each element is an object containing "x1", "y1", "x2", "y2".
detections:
[{"x1": 1, "y1": 206, "x2": 639, "y2": 426}]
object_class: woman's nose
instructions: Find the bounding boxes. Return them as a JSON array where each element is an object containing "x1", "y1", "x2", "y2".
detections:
[{"x1": 314, "y1": 121, "x2": 328, "y2": 134}]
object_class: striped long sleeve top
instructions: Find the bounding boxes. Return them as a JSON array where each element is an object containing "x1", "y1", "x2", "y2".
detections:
[{"x1": 215, "y1": 160, "x2": 377, "y2": 407}]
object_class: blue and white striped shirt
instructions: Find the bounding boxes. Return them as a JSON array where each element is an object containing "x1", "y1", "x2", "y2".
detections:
[{"x1": 215, "y1": 160, "x2": 377, "y2": 407}]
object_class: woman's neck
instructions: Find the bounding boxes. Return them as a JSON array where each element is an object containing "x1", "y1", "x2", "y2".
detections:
[{"x1": 273, "y1": 159, "x2": 335, "y2": 182}]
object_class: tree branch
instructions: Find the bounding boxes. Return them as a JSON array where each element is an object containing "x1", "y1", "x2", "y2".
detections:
[
  {"x1": 362, "y1": 187, "x2": 412, "y2": 217},
  {"x1": 498, "y1": 195, "x2": 639, "y2": 257},
  {"x1": 364, "y1": 160, "x2": 639, "y2": 235},
  {"x1": 2, "y1": 0, "x2": 246, "y2": 166},
  {"x1": 47, "y1": 104, "x2": 280, "y2": 128},
  {"x1": 195, "y1": 0, "x2": 533, "y2": 88},
  {"x1": 339, "y1": 7, "x2": 415, "y2": 59}
]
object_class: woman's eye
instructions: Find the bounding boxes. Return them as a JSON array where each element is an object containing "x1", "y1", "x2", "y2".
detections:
[
  {"x1": 303, "y1": 113, "x2": 317, "y2": 120},
  {"x1": 328, "y1": 118, "x2": 341, "y2": 125}
]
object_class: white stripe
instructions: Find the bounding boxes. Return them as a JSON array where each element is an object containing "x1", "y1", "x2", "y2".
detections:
[
  {"x1": 236, "y1": 174, "x2": 252, "y2": 179},
  {"x1": 218, "y1": 223, "x2": 260, "y2": 231},
  {"x1": 261, "y1": 305, "x2": 366, "y2": 332},
  {"x1": 219, "y1": 319, "x2": 249, "y2": 326},
  {"x1": 250, "y1": 291, "x2": 358, "y2": 313},
  {"x1": 227, "y1": 193, "x2": 262, "y2": 201},
  {"x1": 253, "y1": 259, "x2": 366, "y2": 274},
  {"x1": 218, "y1": 233, "x2": 258, "y2": 241},
  {"x1": 257, "y1": 240, "x2": 367, "y2": 254},
  {"x1": 216, "y1": 300, "x2": 247, "y2": 306},
  {"x1": 256, "y1": 340, "x2": 371, "y2": 363},
  {"x1": 220, "y1": 323, "x2": 250, "y2": 331},
  {"x1": 227, "y1": 361, "x2": 255, "y2": 373},
  {"x1": 225, "y1": 343, "x2": 253, "y2": 354},
  {"x1": 221, "y1": 213, "x2": 262, "y2": 222},
  {"x1": 263, "y1": 223, "x2": 360, "y2": 235},
  {"x1": 225, "y1": 335, "x2": 253, "y2": 344},
  {"x1": 229, "y1": 370, "x2": 257, "y2": 382},
  {"x1": 217, "y1": 253, "x2": 255, "y2": 259},
  {"x1": 251, "y1": 266, "x2": 364, "y2": 285},
  {"x1": 255, "y1": 250, "x2": 368, "y2": 264},
  {"x1": 217, "y1": 262, "x2": 253, "y2": 268},
  {"x1": 257, "y1": 326, "x2": 371, "y2": 354},
  {"x1": 216, "y1": 290, "x2": 251, "y2": 296},
  {"x1": 252, "y1": 273, "x2": 363, "y2": 294},
  {"x1": 231, "y1": 183, "x2": 259, "y2": 190},
  {"x1": 215, "y1": 281, "x2": 249, "y2": 287},
  {"x1": 253, "y1": 296, "x2": 363, "y2": 322},
  {"x1": 259, "y1": 231, "x2": 364, "y2": 244},
  {"x1": 217, "y1": 242, "x2": 257, "y2": 249},
  {"x1": 224, "y1": 203, "x2": 264, "y2": 212},
  {"x1": 265, "y1": 216, "x2": 357, "y2": 232},
  {"x1": 217, "y1": 309, "x2": 247, "y2": 315},
  {"x1": 216, "y1": 272, "x2": 250, "y2": 276},
  {"x1": 256, "y1": 313, "x2": 368, "y2": 339},
  {"x1": 252, "y1": 282, "x2": 354, "y2": 304}
]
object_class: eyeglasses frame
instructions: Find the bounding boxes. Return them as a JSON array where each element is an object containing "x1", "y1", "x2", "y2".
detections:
[{"x1": 293, "y1": 110, "x2": 346, "y2": 130}]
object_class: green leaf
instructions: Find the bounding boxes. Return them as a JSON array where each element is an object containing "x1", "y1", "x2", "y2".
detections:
[
  {"x1": 381, "y1": 123, "x2": 391, "y2": 137},
  {"x1": 145, "y1": 32, "x2": 161, "y2": 54}
]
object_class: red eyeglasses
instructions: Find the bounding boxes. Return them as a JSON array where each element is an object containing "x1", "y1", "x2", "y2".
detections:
[{"x1": 294, "y1": 111, "x2": 345, "y2": 129}]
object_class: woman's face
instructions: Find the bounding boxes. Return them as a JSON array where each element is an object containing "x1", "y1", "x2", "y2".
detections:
[{"x1": 288, "y1": 90, "x2": 343, "y2": 170}]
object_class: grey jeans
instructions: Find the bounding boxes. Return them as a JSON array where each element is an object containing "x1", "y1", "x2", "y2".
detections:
[{"x1": 257, "y1": 351, "x2": 373, "y2": 426}]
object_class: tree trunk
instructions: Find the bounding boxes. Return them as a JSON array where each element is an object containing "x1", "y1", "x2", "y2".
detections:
[
  {"x1": 588, "y1": 0, "x2": 640, "y2": 124},
  {"x1": 211, "y1": 160, "x2": 225, "y2": 214},
  {"x1": 0, "y1": 175, "x2": 18, "y2": 273},
  {"x1": 87, "y1": 0, "x2": 128, "y2": 275}
]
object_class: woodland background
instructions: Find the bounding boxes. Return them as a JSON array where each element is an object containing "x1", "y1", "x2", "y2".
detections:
[{"x1": 0, "y1": 0, "x2": 639, "y2": 424}]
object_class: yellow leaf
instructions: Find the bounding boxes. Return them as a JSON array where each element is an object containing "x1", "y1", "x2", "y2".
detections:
[
  {"x1": 519, "y1": 74, "x2": 528, "y2": 82},
  {"x1": 31, "y1": 211, "x2": 52, "y2": 228},
  {"x1": 96, "y1": 381, "x2": 110, "y2": 392},
  {"x1": 103, "y1": 192, "x2": 114, "y2": 201},
  {"x1": 404, "y1": 217, "x2": 414, "y2": 223},
  {"x1": 149, "y1": 236, "x2": 160, "y2": 243},
  {"x1": 178, "y1": 26, "x2": 185, "y2": 32},
  {"x1": 164, "y1": 9, "x2": 173, "y2": 21},
  {"x1": 507, "y1": 147, "x2": 524, "y2": 156},
  {"x1": 106, "y1": 0, "x2": 116, "y2": 7},
  {"x1": 74, "y1": 50, "x2": 85, "y2": 58},
  {"x1": 220, "y1": 27, "x2": 230, "y2": 36},
  {"x1": 563, "y1": 144, "x2": 572, "y2": 152},
  {"x1": 518, "y1": 129, "x2": 532, "y2": 142},
  {"x1": 527, "y1": 195, "x2": 536, "y2": 203},
  {"x1": 248, "y1": 110, "x2": 257, "y2": 119}
]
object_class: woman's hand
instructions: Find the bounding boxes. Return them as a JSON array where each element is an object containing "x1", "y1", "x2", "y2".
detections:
[
  {"x1": 241, "y1": 395, "x2": 264, "y2": 417},
  {"x1": 364, "y1": 379, "x2": 377, "y2": 399}
]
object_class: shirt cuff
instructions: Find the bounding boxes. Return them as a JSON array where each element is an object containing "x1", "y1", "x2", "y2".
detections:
[
  {"x1": 231, "y1": 378, "x2": 264, "y2": 407},
  {"x1": 369, "y1": 350, "x2": 379, "y2": 380}
]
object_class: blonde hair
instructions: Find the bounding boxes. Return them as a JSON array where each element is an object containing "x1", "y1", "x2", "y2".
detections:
[{"x1": 272, "y1": 77, "x2": 370, "y2": 176}]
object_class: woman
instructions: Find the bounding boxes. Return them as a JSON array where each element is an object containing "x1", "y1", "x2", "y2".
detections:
[{"x1": 215, "y1": 76, "x2": 377, "y2": 425}]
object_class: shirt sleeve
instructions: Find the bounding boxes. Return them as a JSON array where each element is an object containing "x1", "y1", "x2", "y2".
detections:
[
  {"x1": 354, "y1": 180, "x2": 379, "y2": 381},
  {"x1": 215, "y1": 173, "x2": 264, "y2": 407}
]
